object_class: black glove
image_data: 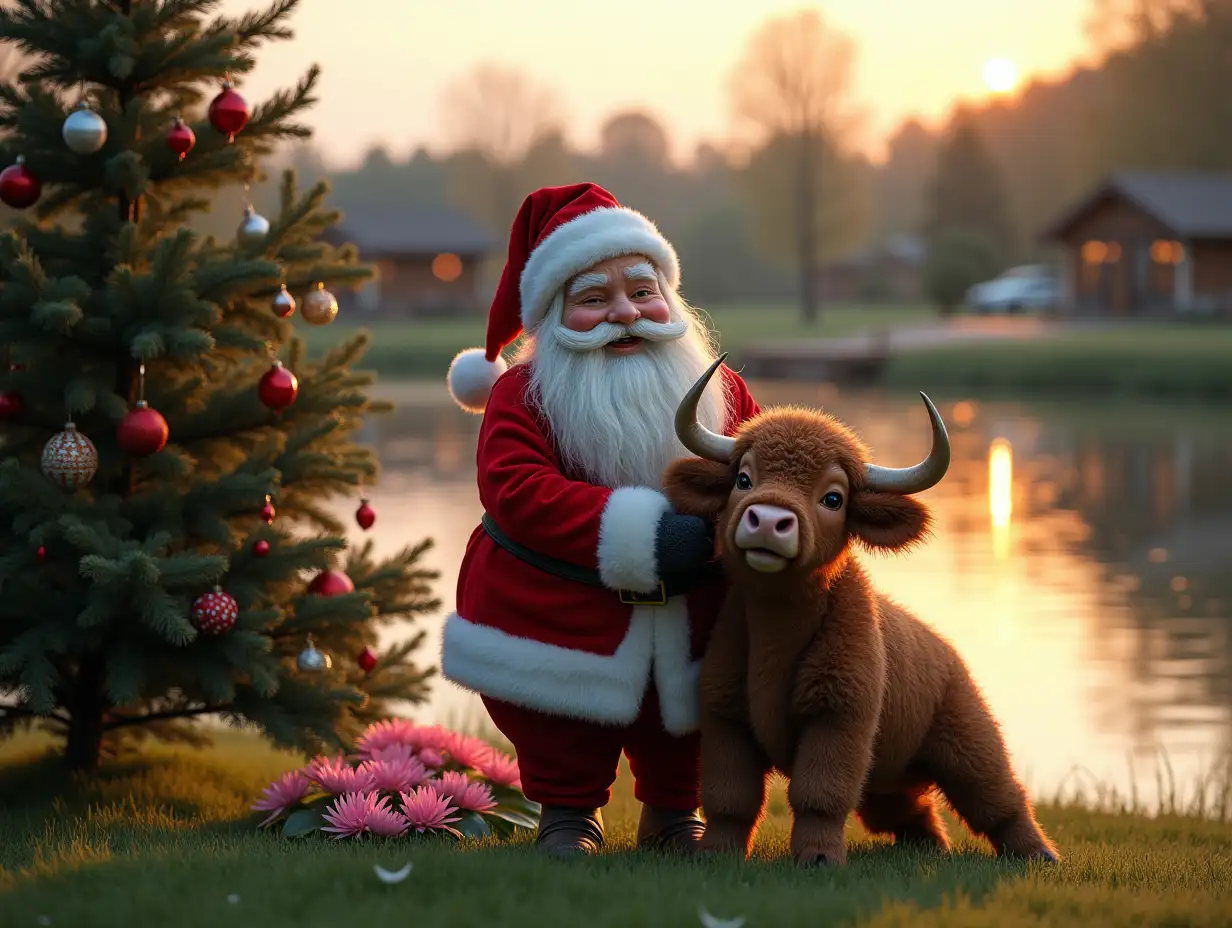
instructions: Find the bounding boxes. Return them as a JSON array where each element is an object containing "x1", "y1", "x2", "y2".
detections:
[{"x1": 654, "y1": 512, "x2": 715, "y2": 576}]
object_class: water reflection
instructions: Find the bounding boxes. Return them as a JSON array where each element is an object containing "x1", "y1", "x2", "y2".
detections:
[{"x1": 331, "y1": 381, "x2": 1232, "y2": 807}]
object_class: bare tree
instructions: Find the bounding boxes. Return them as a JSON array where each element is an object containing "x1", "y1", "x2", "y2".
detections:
[
  {"x1": 729, "y1": 10, "x2": 862, "y2": 324},
  {"x1": 439, "y1": 64, "x2": 566, "y2": 226}
]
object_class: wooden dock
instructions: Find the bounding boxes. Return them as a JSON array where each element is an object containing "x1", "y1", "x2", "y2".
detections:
[{"x1": 737, "y1": 328, "x2": 894, "y2": 384}]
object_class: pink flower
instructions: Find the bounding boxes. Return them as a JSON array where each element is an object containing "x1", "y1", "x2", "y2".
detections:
[
  {"x1": 442, "y1": 731, "x2": 494, "y2": 770},
  {"x1": 306, "y1": 754, "x2": 377, "y2": 796},
  {"x1": 432, "y1": 770, "x2": 497, "y2": 813},
  {"x1": 474, "y1": 749, "x2": 522, "y2": 790},
  {"x1": 360, "y1": 754, "x2": 431, "y2": 793},
  {"x1": 251, "y1": 769, "x2": 311, "y2": 826},
  {"x1": 417, "y1": 747, "x2": 444, "y2": 769},
  {"x1": 399, "y1": 785, "x2": 461, "y2": 833},
  {"x1": 355, "y1": 719, "x2": 419, "y2": 758},
  {"x1": 409, "y1": 724, "x2": 454, "y2": 753},
  {"x1": 322, "y1": 791, "x2": 409, "y2": 839}
]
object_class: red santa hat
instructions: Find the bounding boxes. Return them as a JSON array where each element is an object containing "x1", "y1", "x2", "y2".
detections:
[{"x1": 446, "y1": 182, "x2": 680, "y2": 412}]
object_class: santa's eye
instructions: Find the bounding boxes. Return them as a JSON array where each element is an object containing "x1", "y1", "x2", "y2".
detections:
[
  {"x1": 821, "y1": 491, "x2": 844, "y2": 510},
  {"x1": 735, "y1": 472, "x2": 753, "y2": 490}
]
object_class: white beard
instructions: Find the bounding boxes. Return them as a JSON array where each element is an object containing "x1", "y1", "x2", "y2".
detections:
[{"x1": 518, "y1": 279, "x2": 728, "y2": 490}]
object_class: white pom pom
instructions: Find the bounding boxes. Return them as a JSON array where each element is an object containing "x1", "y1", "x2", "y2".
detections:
[{"x1": 447, "y1": 348, "x2": 508, "y2": 413}]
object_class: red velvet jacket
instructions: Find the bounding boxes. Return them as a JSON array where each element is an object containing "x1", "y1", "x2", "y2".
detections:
[{"x1": 441, "y1": 362, "x2": 759, "y2": 733}]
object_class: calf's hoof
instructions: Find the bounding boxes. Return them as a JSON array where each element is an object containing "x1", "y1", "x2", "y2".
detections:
[
  {"x1": 696, "y1": 817, "x2": 753, "y2": 858},
  {"x1": 637, "y1": 806, "x2": 706, "y2": 854},
  {"x1": 535, "y1": 805, "x2": 604, "y2": 858},
  {"x1": 794, "y1": 849, "x2": 845, "y2": 868}
]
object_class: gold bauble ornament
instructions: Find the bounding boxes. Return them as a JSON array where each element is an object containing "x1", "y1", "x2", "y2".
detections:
[
  {"x1": 41, "y1": 421, "x2": 99, "y2": 490},
  {"x1": 300, "y1": 283, "x2": 338, "y2": 326}
]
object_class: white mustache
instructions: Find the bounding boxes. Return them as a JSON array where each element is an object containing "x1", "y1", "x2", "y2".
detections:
[{"x1": 551, "y1": 316, "x2": 689, "y2": 352}]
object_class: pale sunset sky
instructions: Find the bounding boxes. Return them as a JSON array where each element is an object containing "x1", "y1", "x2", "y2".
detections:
[{"x1": 223, "y1": 0, "x2": 1096, "y2": 167}]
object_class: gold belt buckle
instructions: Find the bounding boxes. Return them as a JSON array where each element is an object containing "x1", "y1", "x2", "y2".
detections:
[{"x1": 619, "y1": 582, "x2": 668, "y2": 606}]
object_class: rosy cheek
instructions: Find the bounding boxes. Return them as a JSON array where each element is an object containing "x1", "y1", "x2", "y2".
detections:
[
  {"x1": 562, "y1": 307, "x2": 606, "y2": 332},
  {"x1": 638, "y1": 296, "x2": 671, "y2": 323}
]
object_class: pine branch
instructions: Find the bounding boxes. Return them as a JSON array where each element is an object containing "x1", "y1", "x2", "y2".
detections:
[
  {"x1": 102, "y1": 704, "x2": 230, "y2": 731},
  {"x1": 0, "y1": 705, "x2": 70, "y2": 725}
]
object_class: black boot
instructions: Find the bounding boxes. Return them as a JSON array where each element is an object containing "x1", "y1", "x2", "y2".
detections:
[
  {"x1": 636, "y1": 805, "x2": 706, "y2": 853},
  {"x1": 536, "y1": 805, "x2": 605, "y2": 857}
]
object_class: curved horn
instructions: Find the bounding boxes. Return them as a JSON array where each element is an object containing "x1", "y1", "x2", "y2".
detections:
[
  {"x1": 674, "y1": 353, "x2": 738, "y2": 462},
  {"x1": 864, "y1": 392, "x2": 951, "y2": 494}
]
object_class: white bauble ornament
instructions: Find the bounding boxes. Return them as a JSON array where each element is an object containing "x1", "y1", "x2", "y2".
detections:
[
  {"x1": 62, "y1": 102, "x2": 108, "y2": 154},
  {"x1": 272, "y1": 285, "x2": 296, "y2": 319},
  {"x1": 237, "y1": 206, "x2": 270, "y2": 247}
]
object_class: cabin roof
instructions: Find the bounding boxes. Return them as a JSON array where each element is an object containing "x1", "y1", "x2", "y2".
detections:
[
  {"x1": 1040, "y1": 171, "x2": 1232, "y2": 241},
  {"x1": 328, "y1": 206, "x2": 498, "y2": 256}
]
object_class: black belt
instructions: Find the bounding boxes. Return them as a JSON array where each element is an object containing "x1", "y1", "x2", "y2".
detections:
[{"x1": 480, "y1": 512, "x2": 722, "y2": 606}]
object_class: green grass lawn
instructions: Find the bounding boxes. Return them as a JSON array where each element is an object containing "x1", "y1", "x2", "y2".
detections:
[
  {"x1": 294, "y1": 303, "x2": 936, "y2": 381},
  {"x1": 883, "y1": 320, "x2": 1232, "y2": 399},
  {"x1": 2, "y1": 733, "x2": 1230, "y2": 927}
]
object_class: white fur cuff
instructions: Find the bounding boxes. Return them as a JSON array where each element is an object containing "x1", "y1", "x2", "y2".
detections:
[
  {"x1": 447, "y1": 347, "x2": 508, "y2": 414},
  {"x1": 596, "y1": 486, "x2": 672, "y2": 593}
]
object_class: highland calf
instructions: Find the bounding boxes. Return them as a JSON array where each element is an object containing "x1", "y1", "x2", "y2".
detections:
[{"x1": 663, "y1": 355, "x2": 1059, "y2": 867}]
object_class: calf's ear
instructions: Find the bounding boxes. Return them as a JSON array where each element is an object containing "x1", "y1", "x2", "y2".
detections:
[
  {"x1": 848, "y1": 491, "x2": 932, "y2": 552},
  {"x1": 662, "y1": 457, "x2": 733, "y2": 521}
]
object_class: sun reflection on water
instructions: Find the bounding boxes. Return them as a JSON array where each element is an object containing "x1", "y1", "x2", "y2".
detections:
[{"x1": 988, "y1": 437, "x2": 1014, "y2": 560}]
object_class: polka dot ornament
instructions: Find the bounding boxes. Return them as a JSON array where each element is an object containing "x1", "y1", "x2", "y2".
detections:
[
  {"x1": 41, "y1": 421, "x2": 99, "y2": 490},
  {"x1": 192, "y1": 586, "x2": 239, "y2": 635}
]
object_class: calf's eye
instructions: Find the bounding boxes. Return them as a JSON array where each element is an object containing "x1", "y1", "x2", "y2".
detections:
[
  {"x1": 735, "y1": 472, "x2": 753, "y2": 490},
  {"x1": 821, "y1": 491, "x2": 844, "y2": 510}
]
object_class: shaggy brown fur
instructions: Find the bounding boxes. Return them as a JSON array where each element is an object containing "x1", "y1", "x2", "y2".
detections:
[{"x1": 662, "y1": 406, "x2": 1059, "y2": 867}]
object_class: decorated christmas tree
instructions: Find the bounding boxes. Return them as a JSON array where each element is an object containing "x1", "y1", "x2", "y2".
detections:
[{"x1": 0, "y1": 0, "x2": 437, "y2": 773}]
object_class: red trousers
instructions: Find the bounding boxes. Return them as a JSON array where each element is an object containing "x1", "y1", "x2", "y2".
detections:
[{"x1": 482, "y1": 685, "x2": 701, "y2": 810}]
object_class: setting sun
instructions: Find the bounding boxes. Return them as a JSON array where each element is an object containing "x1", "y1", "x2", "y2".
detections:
[{"x1": 982, "y1": 56, "x2": 1020, "y2": 93}]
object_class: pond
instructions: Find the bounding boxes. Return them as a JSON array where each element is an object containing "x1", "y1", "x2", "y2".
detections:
[{"x1": 334, "y1": 380, "x2": 1232, "y2": 811}]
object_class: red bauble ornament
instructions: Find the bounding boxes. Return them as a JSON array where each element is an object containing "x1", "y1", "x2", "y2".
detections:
[
  {"x1": 258, "y1": 360, "x2": 298, "y2": 412},
  {"x1": 36, "y1": 545, "x2": 46, "y2": 562},
  {"x1": 0, "y1": 156, "x2": 41, "y2": 209},
  {"x1": 208, "y1": 83, "x2": 249, "y2": 142},
  {"x1": 117, "y1": 400, "x2": 169, "y2": 456},
  {"x1": 252, "y1": 538, "x2": 271, "y2": 557},
  {"x1": 166, "y1": 117, "x2": 196, "y2": 160},
  {"x1": 192, "y1": 585, "x2": 238, "y2": 635},
  {"x1": 307, "y1": 569, "x2": 354, "y2": 597},
  {"x1": 355, "y1": 498, "x2": 376, "y2": 531},
  {"x1": 261, "y1": 496, "x2": 276, "y2": 523},
  {"x1": 0, "y1": 390, "x2": 22, "y2": 419},
  {"x1": 358, "y1": 647, "x2": 378, "y2": 673}
]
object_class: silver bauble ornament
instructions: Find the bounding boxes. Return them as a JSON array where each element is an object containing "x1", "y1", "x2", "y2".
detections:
[
  {"x1": 300, "y1": 282, "x2": 338, "y2": 326},
  {"x1": 272, "y1": 284, "x2": 296, "y2": 319},
  {"x1": 62, "y1": 101, "x2": 108, "y2": 154},
  {"x1": 42, "y1": 421, "x2": 99, "y2": 490},
  {"x1": 237, "y1": 206, "x2": 270, "y2": 247},
  {"x1": 297, "y1": 635, "x2": 332, "y2": 672}
]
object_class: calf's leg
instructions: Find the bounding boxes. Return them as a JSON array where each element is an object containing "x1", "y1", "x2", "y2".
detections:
[
  {"x1": 857, "y1": 787, "x2": 951, "y2": 851},
  {"x1": 918, "y1": 670, "x2": 1059, "y2": 861},
  {"x1": 697, "y1": 709, "x2": 772, "y2": 858},
  {"x1": 787, "y1": 720, "x2": 877, "y2": 867}
]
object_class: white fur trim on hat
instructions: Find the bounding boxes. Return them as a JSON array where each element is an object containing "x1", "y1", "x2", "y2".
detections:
[
  {"x1": 447, "y1": 347, "x2": 508, "y2": 414},
  {"x1": 519, "y1": 206, "x2": 679, "y2": 333}
]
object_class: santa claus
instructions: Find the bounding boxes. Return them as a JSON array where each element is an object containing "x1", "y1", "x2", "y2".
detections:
[{"x1": 441, "y1": 183, "x2": 760, "y2": 856}]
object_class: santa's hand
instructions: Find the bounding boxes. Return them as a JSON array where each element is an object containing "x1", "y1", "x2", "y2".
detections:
[{"x1": 655, "y1": 512, "x2": 715, "y2": 575}]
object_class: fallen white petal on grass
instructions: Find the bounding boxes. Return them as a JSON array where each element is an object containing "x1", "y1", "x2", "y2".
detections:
[
  {"x1": 373, "y1": 862, "x2": 413, "y2": 884},
  {"x1": 699, "y1": 904, "x2": 746, "y2": 928},
  {"x1": 227, "y1": 894, "x2": 240, "y2": 904}
]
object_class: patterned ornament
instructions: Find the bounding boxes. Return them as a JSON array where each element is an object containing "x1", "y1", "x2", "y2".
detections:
[
  {"x1": 272, "y1": 285, "x2": 296, "y2": 319},
  {"x1": 260, "y1": 494, "x2": 276, "y2": 524},
  {"x1": 258, "y1": 360, "x2": 298, "y2": 412},
  {"x1": 307, "y1": 569, "x2": 354, "y2": 597},
  {"x1": 166, "y1": 116, "x2": 196, "y2": 161},
  {"x1": 355, "y1": 498, "x2": 376, "y2": 530},
  {"x1": 300, "y1": 283, "x2": 338, "y2": 326},
  {"x1": 117, "y1": 400, "x2": 169, "y2": 456},
  {"x1": 208, "y1": 81, "x2": 249, "y2": 142},
  {"x1": 0, "y1": 156, "x2": 41, "y2": 209},
  {"x1": 42, "y1": 421, "x2": 99, "y2": 490},
  {"x1": 192, "y1": 585, "x2": 239, "y2": 635},
  {"x1": 61, "y1": 100, "x2": 108, "y2": 154},
  {"x1": 0, "y1": 389, "x2": 21, "y2": 419},
  {"x1": 358, "y1": 647, "x2": 378, "y2": 673},
  {"x1": 236, "y1": 205, "x2": 270, "y2": 247},
  {"x1": 252, "y1": 538, "x2": 270, "y2": 557},
  {"x1": 297, "y1": 635, "x2": 332, "y2": 672}
]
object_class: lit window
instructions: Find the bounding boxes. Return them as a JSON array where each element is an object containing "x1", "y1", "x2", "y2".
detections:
[
  {"x1": 1150, "y1": 240, "x2": 1184, "y2": 265},
  {"x1": 1081, "y1": 240, "x2": 1108, "y2": 264},
  {"x1": 432, "y1": 253, "x2": 463, "y2": 282},
  {"x1": 1105, "y1": 242, "x2": 1122, "y2": 262}
]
